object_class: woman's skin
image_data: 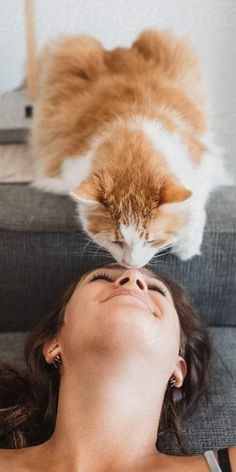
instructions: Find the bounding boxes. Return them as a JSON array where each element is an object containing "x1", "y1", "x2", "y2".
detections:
[{"x1": 0, "y1": 264, "x2": 235, "y2": 472}]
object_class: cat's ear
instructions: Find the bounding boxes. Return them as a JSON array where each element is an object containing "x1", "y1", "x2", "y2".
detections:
[
  {"x1": 160, "y1": 176, "x2": 192, "y2": 204},
  {"x1": 70, "y1": 175, "x2": 104, "y2": 208}
]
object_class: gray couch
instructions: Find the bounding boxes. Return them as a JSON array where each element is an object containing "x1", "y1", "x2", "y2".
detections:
[{"x1": 0, "y1": 183, "x2": 235, "y2": 454}]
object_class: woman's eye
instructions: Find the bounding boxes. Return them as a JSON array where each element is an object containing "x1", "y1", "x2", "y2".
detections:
[
  {"x1": 147, "y1": 284, "x2": 166, "y2": 296},
  {"x1": 89, "y1": 272, "x2": 113, "y2": 282},
  {"x1": 89, "y1": 273, "x2": 167, "y2": 296}
]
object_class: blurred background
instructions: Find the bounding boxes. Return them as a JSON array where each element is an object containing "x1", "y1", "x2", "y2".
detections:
[{"x1": 0, "y1": 0, "x2": 235, "y2": 174}]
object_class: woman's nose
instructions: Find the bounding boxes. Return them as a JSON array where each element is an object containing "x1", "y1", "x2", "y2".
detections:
[{"x1": 115, "y1": 269, "x2": 147, "y2": 291}]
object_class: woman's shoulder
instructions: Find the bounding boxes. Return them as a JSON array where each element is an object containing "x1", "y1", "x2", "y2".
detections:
[
  {"x1": 0, "y1": 448, "x2": 20, "y2": 471},
  {"x1": 0, "y1": 446, "x2": 39, "y2": 472},
  {"x1": 151, "y1": 448, "x2": 236, "y2": 472},
  {"x1": 148, "y1": 451, "x2": 214, "y2": 471},
  {"x1": 175, "y1": 447, "x2": 236, "y2": 472}
]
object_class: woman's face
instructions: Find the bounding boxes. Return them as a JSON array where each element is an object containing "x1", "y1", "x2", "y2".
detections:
[{"x1": 57, "y1": 265, "x2": 185, "y2": 385}]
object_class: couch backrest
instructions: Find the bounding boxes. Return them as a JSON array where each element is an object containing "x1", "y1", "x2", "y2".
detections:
[{"x1": 0, "y1": 184, "x2": 235, "y2": 331}]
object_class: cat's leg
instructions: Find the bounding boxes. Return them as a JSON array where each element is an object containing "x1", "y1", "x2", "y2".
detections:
[
  {"x1": 174, "y1": 208, "x2": 207, "y2": 260},
  {"x1": 132, "y1": 29, "x2": 205, "y2": 106},
  {"x1": 31, "y1": 155, "x2": 92, "y2": 195},
  {"x1": 30, "y1": 36, "x2": 106, "y2": 181},
  {"x1": 39, "y1": 34, "x2": 106, "y2": 91},
  {"x1": 31, "y1": 176, "x2": 71, "y2": 195}
]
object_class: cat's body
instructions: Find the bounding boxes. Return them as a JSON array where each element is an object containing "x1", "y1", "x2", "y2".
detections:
[{"x1": 31, "y1": 30, "x2": 231, "y2": 267}]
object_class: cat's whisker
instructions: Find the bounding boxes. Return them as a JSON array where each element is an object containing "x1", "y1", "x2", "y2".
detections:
[
  {"x1": 90, "y1": 233, "x2": 110, "y2": 244},
  {"x1": 148, "y1": 263, "x2": 169, "y2": 270},
  {"x1": 78, "y1": 238, "x2": 96, "y2": 257},
  {"x1": 147, "y1": 263, "x2": 170, "y2": 272},
  {"x1": 92, "y1": 248, "x2": 115, "y2": 265},
  {"x1": 66, "y1": 231, "x2": 113, "y2": 259},
  {"x1": 79, "y1": 232, "x2": 111, "y2": 256},
  {"x1": 152, "y1": 251, "x2": 175, "y2": 259},
  {"x1": 151, "y1": 253, "x2": 173, "y2": 261},
  {"x1": 149, "y1": 263, "x2": 172, "y2": 270},
  {"x1": 88, "y1": 235, "x2": 114, "y2": 262},
  {"x1": 90, "y1": 245, "x2": 105, "y2": 262},
  {"x1": 158, "y1": 242, "x2": 179, "y2": 250},
  {"x1": 152, "y1": 246, "x2": 179, "y2": 258}
]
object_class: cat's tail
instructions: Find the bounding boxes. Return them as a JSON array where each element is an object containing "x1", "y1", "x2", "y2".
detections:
[{"x1": 132, "y1": 29, "x2": 205, "y2": 105}]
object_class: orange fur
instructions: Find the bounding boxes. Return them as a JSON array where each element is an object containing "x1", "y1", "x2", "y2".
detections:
[
  {"x1": 31, "y1": 29, "x2": 214, "y2": 266},
  {"x1": 31, "y1": 29, "x2": 207, "y2": 176}
]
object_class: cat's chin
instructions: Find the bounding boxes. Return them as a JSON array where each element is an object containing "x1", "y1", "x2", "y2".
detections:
[
  {"x1": 111, "y1": 256, "x2": 154, "y2": 269},
  {"x1": 105, "y1": 256, "x2": 143, "y2": 269},
  {"x1": 120, "y1": 263, "x2": 144, "y2": 269}
]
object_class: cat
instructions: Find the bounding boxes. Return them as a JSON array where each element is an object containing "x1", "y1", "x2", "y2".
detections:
[{"x1": 30, "y1": 29, "x2": 231, "y2": 268}]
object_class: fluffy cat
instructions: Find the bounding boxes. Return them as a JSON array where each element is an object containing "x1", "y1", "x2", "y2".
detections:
[{"x1": 30, "y1": 29, "x2": 231, "y2": 268}]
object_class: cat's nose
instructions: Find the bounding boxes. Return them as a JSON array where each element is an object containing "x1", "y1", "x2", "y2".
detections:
[{"x1": 115, "y1": 269, "x2": 148, "y2": 291}]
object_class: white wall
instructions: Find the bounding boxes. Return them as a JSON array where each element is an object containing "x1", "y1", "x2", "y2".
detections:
[{"x1": 0, "y1": 0, "x2": 235, "y2": 174}]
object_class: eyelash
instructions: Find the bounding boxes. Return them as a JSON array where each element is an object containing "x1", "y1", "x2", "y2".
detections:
[{"x1": 89, "y1": 272, "x2": 167, "y2": 296}]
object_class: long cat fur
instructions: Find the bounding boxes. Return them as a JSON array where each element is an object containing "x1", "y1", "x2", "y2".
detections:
[{"x1": 30, "y1": 29, "x2": 231, "y2": 267}]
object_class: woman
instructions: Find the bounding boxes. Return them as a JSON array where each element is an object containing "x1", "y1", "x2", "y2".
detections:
[{"x1": 0, "y1": 263, "x2": 234, "y2": 471}]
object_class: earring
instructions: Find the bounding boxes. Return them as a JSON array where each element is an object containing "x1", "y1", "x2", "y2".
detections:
[
  {"x1": 169, "y1": 376, "x2": 176, "y2": 388},
  {"x1": 52, "y1": 354, "x2": 62, "y2": 369}
]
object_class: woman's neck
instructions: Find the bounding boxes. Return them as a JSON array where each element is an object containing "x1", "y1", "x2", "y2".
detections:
[{"x1": 41, "y1": 353, "x2": 166, "y2": 472}]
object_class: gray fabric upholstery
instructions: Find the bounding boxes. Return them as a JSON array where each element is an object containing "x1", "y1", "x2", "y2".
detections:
[
  {"x1": 0, "y1": 332, "x2": 27, "y2": 365},
  {"x1": 0, "y1": 327, "x2": 235, "y2": 455},
  {"x1": 1, "y1": 183, "x2": 235, "y2": 234},
  {"x1": 0, "y1": 184, "x2": 235, "y2": 331},
  {"x1": 0, "y1": 182, "x2": 235, "y2": 454},
  {"x1": 158, "y1": 327, "x2": 236, "y2": 454}
]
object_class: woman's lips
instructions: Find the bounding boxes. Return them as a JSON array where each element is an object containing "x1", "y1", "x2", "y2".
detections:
[{"x1": 103, "y1": 289, "x2": 153, "y2": 312}]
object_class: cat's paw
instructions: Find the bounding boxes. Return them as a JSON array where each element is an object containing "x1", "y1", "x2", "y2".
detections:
[
  {"x1": 31, "y1": 177, "x2": 70, "y2": 195},
  {"x1": 175, "y1": 216, "x2": 205, "y2": 261},
  {"x1": 174, "y1": 243, "x2": 202, "y2": 261}
]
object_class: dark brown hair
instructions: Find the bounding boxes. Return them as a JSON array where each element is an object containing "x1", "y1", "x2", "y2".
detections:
[{"x1": 0, "y1": 271, "x2": 211, "y2": 451}]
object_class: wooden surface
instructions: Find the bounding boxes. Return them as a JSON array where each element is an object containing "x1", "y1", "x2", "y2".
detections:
[
  {"x1": 25, "y1": 0, "x2": 38, "y2": 102},
  {"x1": 0, "y1": 144, "x2": 35, "y2": 182}
]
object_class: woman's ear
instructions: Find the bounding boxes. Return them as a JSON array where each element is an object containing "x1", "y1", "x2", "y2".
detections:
[
  {"x1": 43, "y1": 338, "x2": 61, "y2": 365},
  {"x1": 172, "y1": 356, "x2": 187, "y2": 388}
]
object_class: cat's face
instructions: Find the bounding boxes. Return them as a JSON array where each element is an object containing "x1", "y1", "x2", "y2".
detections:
[{"x1": 70, "y1": 171, "x2": 191, "y2": 268}]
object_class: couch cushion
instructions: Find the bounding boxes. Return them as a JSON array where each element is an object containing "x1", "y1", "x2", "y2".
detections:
[
  {"x1": 158, "y1": 326, "x2": 236, "y2": 454},
  {"x1": 0, "y1": 327, "x2": 235, "y2": 455},
  {"x1": 0, "y1": 184, "x2": 235, "y2": 331}
]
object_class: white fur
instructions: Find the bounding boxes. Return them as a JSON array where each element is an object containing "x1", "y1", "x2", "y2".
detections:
[
  {"x1": 122, "y1": 114, "x2": 232, "y2": 261},
  {"x1": 32, "y1": 110, "x2": 233, "y2": 265},
  {"x1": 32, "y1": 151, "x2": 94, "y2": 195},
  {"x1": 101, "y1": 112, "x2": 232, "y2": 264},
  {"x1": 95, "y1": 219, "x2": 178, "y2": 268},
  {"x1": 126, "y1": 115, "x2": 232, "y2": 193},
  {"x1": 118, "y1": 223, "x2": 156, "y2": 267}
]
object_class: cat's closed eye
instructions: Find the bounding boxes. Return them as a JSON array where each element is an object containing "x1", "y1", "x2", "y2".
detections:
[{"x1": 112, "y1": 241, "x2": 124, "y2": 247}]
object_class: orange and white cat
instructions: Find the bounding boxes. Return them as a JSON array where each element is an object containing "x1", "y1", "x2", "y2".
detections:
[{"x1": 30, "y1": 29, "x2": 231, "y2": 268}]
